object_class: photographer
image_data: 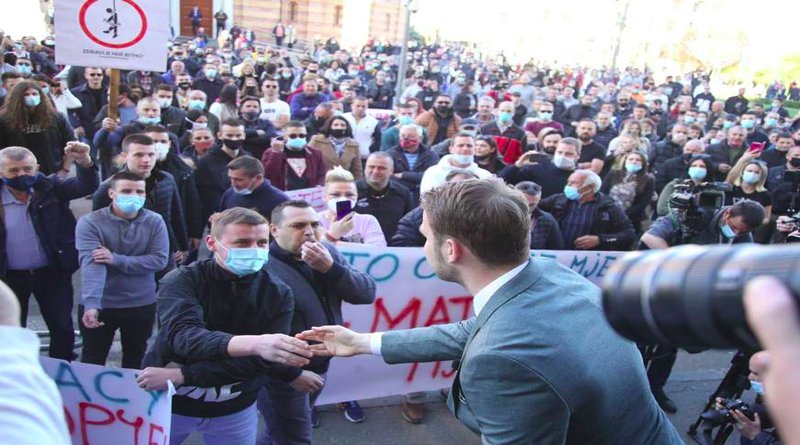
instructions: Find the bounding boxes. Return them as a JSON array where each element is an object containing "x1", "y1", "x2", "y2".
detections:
[
  {"x1": 714, "y1": 353, "x2": 780, "y2": 445},
  {"x1": 637, "y1": 200, "x2": 765, "y2": 412},
  {"x1": 766, "y1": 146, "x2": 800, "y2": 220}
]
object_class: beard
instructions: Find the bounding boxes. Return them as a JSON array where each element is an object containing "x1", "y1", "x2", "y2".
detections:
[{"x1": 431, "y1": 243, "x2": 462, "y2": 285}]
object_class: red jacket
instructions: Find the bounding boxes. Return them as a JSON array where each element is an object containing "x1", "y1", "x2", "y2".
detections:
[{"x1": 261, "y1": 147, "x2": 327, "y2": 191}]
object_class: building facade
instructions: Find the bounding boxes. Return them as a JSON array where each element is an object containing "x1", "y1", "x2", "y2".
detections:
[{"x1": 170, "y1": 0, "x2": 405, "y2": 49}]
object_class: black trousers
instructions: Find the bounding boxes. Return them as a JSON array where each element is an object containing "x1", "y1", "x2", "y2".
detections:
[
  {"x1": 78, "y1": 303, "x2": 156, "y2": 369},
  {"x1": 6, "y1": 267, "x2": 75, "y2": 360},
  {"x1": 639, "y1": 343, "x2": 678, "y2": 392}
]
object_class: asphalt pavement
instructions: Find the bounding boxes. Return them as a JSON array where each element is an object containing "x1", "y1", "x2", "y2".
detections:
[{"x1": 24, "y1": 196, "x2": 749, "y2": 444}]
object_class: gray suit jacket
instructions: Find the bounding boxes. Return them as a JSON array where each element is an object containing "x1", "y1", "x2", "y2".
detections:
[{"x1": 382, "y1": 259, "x2": 683, "y2": 444}]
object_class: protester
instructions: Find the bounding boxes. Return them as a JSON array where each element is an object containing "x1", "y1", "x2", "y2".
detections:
[
  {"x1": 77, "y1": 171, "x2": 169, "y2": 368},
  {"x1": 308, "y1": 115, "x2": 362, "y2": 179},
  {"x1": 601, "y1": 151, "x2": 656, "y2": 234},
  {"x1": 420, "y1": 133, "x2": 492, "y2": 193},
  {"x1": 0, "y1": 142, "x2": 98, "y2": 362},
  {"x1": 218, "y1": 155, "x2": 289, "y2": 218},
  {"x1": 515, "y1": 181, "x2": 564, "y2": 250},
  {"x1": 355, "y1": 152, "x2": 414, "y2": 243},
  {"x1": 262, "y1": 121, "x2": 326, "y2": 191},
  {"x1": 318, "y1": 167, "x2": 386, "y2": 246}
]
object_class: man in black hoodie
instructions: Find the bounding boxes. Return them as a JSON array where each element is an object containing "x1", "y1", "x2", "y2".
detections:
[
  {"x1": 196, "y1": 119, "x2": 250, "y2": 223},
  {"x1": 138, "y1": 207, "x2": 319, "y2": 445}
]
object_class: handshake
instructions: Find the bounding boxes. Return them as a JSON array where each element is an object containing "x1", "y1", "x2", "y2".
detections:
[{"x1": 136, "y1": 326, "x2": 369, "y2": 392}]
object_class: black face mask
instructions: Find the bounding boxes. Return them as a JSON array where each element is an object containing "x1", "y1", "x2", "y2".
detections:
[
  {"x1": 330, "y1": 129, "x2": 347, "y2": 138},
  {"x1": 474, "y1": 153, "x2": 491, "y2": 161},
  {"x1": 790, "y1": 157, "x2": 800, "y2": 168},
  {"x1": 242, "y1": 111, "x2": 259, "y2": 121},
  {"x1": 223, "y1": 139, "x2": 243, "y2": 150},
  {"x1": 178, "y1": 82, "x2": 191, "y2": 90},
  {"x1": 436, "y1": 105, "x2": 450, "y2": 115}
]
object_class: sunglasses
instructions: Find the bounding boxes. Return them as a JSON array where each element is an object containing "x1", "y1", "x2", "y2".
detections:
[{"x1": 286, "y1": 134, "x2": 307, "y2": 139}]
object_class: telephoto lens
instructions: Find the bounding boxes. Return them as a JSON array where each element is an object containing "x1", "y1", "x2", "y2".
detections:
[{"x1": 602, "y1": 244, "x2": 800, "y2": 350}]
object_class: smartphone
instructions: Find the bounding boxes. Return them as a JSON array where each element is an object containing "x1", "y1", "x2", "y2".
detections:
[
  {"x1": 748, "y1": 142, "x2": 765, "y2": 153},
  {"x1": 335, "y1": 200, "x2": 352, "y2": 221}
]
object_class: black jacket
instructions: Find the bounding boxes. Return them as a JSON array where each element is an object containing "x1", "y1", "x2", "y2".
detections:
[
  {"x1": 391, "y1": 207, "x2": 425, "y2": 247},
  {"x1": 656, "y1": 154, "x2": 692, "y2": 192},
  {"x1": 0, "y1": 165, "x2": 99, "y2": 276},
  {"x1": 0, "y1": 112, "x2": 74, "y2": 176},
  {"x1": 388, "y1": 145, "x2": 439, "y2": 203},
  {"x1": 143, "y1": 259, "x2": 297, "y2": 418},
  {"x1": 648, "y1": 139, "x2": 683, "y2": 176},
  {"x1": 540, "y1": 192, "x2": 636, "y2": 250},
  {"x1": 196, "y1": 146, "x2": 250, "y2": 223},
  {"x1": 157, "y1": 154, "x2": 203, "y2": 239},
  {"x1": 499, "y1": 162, "x2": 573, "y2": 199},
  {"x1": 70, "y1": 83, "x2": 108, "y2": 140},
  {"x1": 355, "y1": 180, "x2": 414, "y2": 243},
  {"x1": 706, "y1": 141, "x2": 746, "y2": 181},
  {"x1": 453, "y1": 92, "x2": 477, "y2": 118},
  {"x1": 530, "y1": 208, "x2": 564, "y2": 250},
  {"x1": 267, "y1": 242, "x2": 376, "y2": 374}
]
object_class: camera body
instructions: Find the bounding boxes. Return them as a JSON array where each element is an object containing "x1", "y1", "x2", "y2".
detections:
[
  {"x1": 668, "y1": 180, "x2": 731, "y2": 243},
  {"x1": 700, "y1": 398, "x2": 755, "y2": 426}
]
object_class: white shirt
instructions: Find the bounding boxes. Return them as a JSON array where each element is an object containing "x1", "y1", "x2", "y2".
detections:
[
  {"x1": 343, "y1": 113, "x2": 379, "y2": 159},
  {"x1": 0, "y1": 327, "x2": 70, "y2": 444},
  {"x1": 371, "y1": 260, "x2": 529, "y2": 355},
  {"x1": 259, "y1": 97, "x2": 291, "y2": 125}
]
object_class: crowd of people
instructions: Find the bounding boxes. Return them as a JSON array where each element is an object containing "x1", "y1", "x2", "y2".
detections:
[{"x1": 1, "y1": 22, "x2": 799, "y2": 445}]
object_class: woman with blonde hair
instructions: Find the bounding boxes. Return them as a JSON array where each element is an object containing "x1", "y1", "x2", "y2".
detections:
[
  {"x1": 319, "y1": 166, "x2": 385, "y2": 247},
  {"x1": 725, "y1": 151, "x2": 773, "y2": 242}
]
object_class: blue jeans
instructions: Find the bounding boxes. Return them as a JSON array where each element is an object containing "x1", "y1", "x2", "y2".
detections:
[
  {"x1": 170, "y1": 403, "x2": 257, "y2": 445},
  {"x1": 256, "y1": 374, "x2": 326, "y2": 445}
]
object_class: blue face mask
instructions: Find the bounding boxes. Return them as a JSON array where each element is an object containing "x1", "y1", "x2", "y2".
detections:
[
  {"x1": 723, "y1": 121, "x2": 735, "y2": 129},
  {"x1": 742, "y1": 171, "x2": 760, "y2": 184},
  {"x1": 215, "y1": 238, "x2": 269, "y2": 276},
  {"x1": 24, "y1": 95, "x2": 41, "y2": 107},
  {"x1": 721, "y1": 223, "x2": 735, "y2": 239},
  {"x1": 41, "y1": 86, "x2": 50, "y2": 95},
  {"x1": 688, "y1": 166, "x2": 707, "y2": 181},
  {"x1": 564, "y1": 185, "x2": 582, "y2": 200},
  {"x1": 498, "y1": 111, "x2": 513, "y2": 123},
  {"x1": 741, "y1": 119, "x2": 755, "y2": 129},
  {"x1": 451, "y1": 154, "x2": 473, "y2": 165},
  {"x1": 18, "y1": 65, "x2": 32, "y2": 75},
  {"x1": 765, "y1": 118, "x2": 778, "y2": 127},
  {"x1": 234, "y1": 186, "x2": 252, "y2": 195},
  {"x1": 3, "y1": 173, "x2": 42, "y2": 191},
  {"x1": 205, "y1": 69, "x2": 218, "y2": 79},
  {"x1": 286, "y1": 137, "x2": 307, "y2": 150},
  {"x1": 188, "y1": 99, "x2": 206, "y2": 110},
  {"x1": 114, "y1": 194, "x2": 146, "y2": 213},
  {"x1": 750, "y1": 381, "x2": 764, "y2": 395},
  {"x1": 139, "y1": 116, "x2": 161, "y2": 125},
  {"x1": 625, "y1": 163, "x2": 642, "y2": 173},
  {"x1": 397, "y1": 116, "x2": 414, "y2": 126},
  {"x1": 683, "y1": 116, "x2": 695, "y2": 124},
  {"x1": 539, "y1": 112, "x2": 553, "y2": 121}
]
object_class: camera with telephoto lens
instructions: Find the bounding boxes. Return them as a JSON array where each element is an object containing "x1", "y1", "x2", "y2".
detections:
[
  {"x1": 602, "y1": 243, "x2": 800, "y2": 351},
  {"x1": 668, "y1": 180, "x2": 731, "y2": 243},
  {"x1": 699, "y1": 398, "x2": 755, "y2": 426}
]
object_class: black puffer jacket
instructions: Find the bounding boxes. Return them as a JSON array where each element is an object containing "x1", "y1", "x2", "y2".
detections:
[{"x1": 391, "y1": 207, "x2": 425, "y2": 247}]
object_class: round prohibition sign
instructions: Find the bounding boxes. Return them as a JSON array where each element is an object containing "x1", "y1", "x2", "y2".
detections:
[{"x1": 79, "y1": 0, "x2": 148, "y2": 49}]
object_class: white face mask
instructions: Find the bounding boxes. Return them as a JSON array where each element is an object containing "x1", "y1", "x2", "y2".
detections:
[
  {"x1": 157, "y1": 97, "x2": 173, "y2": 109},
  {"x1": 553, "y1": 155, "x2": 575, "y2": 170},
  {"x1": 154, "y1": 142, "x2": 170, "y2": 161},
  {"x1": 451, "y1": 154, "x2": 473, "y2": 165}
]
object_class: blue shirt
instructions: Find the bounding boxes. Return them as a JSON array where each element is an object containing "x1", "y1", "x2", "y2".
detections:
[
  {"x1": 404, "y1": 153, "x2": 419, "y2": 170},
  {"x1": 560, "y1": 199, "x2": 598, "y2": 248},
  {"x1": 2, "y1": 186, "x2": 48, "y2": 270}
]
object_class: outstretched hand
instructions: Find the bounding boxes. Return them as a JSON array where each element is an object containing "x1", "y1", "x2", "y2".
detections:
[{"x1": 295, "y1": 325, "x2": 371, "y2": 357}]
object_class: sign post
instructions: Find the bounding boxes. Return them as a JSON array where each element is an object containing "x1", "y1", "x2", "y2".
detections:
[
  {"x1": 55, "y1": 0, "x2": 169, "y2": 72},
  {"x1": 108, "y1": 69, "x2": 120, "y2": 120}
]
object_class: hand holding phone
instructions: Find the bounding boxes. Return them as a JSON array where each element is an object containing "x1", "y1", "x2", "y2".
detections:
[
  {"x1": 748, "y1": 142, "x2": 765, "y2": 154},
  {"x1": 335, "y1": 200, "x2": 352, "y2": 221}
]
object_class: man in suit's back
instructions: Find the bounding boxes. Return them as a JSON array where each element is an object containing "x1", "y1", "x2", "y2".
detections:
[{"x1": 299, "y1": 179, "x2": 683, "y2": 444}]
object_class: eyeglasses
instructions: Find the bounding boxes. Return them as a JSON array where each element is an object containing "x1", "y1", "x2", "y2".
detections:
[{"x1": 286, "y1": 134, "x2": 307, "y2": 139}]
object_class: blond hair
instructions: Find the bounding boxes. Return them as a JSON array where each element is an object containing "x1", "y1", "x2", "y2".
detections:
[{"x1": 325, "y1": 166, "x2": 355, "y2": 184}]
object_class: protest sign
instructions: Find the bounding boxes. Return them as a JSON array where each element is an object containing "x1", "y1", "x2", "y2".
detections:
[
  {"x1": 40, "y1": 357, "x2": 174, "y2": 445},
  {"x1": 316, "y1": 245, "x2": 619, "y2": 404},
  {"x1": 55, "y1": 0, "x2": 169, "y2": 71},
  {"x1": 285, "y1": 186, "x2": 326, "y2": 212}
]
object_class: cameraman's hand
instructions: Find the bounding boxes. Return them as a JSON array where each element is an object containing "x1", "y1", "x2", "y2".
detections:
[
  {"x1": 732, "y1": 410, "x2": 761, "y2": 439},
  {"x1": 744, "y1": 277, "x2": 800, "y2": 445},
  {"x1": 776, "y1": 216, "x2": 796, "y2": 234}
]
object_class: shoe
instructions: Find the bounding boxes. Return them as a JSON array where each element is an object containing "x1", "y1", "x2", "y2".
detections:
[
  {"x1": 339, "y1": 401, "x2": 365, "y2": 423},
  {"x1": 402, "y1": 400, "x2": 424, "y2": 424},
  {"x1": 311, "y1": 407, "x2": 320, "y2": 428},
  {"x1": 653, "y1": 390, "x2": 677, "y2": 413}
]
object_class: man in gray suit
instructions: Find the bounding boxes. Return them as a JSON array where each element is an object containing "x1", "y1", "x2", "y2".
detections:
[{"x1": 298, "y1": 179, "x2": 683, "y2": 444}]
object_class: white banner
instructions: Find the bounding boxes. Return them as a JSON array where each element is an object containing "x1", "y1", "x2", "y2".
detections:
[
  {"x1": 40, "y1": 357, "x2": 174, "y2": 445},
  {"x1": 55, "y1": 0, "x2": 169, "y2": 72},
  {"x1": 284, "y1": 186, "x2": 326, "y2": 212},
  {"x1": 316, "y1": 245, "x2": 621, "y2": 404}
]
